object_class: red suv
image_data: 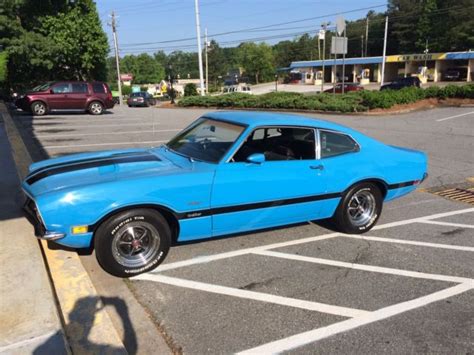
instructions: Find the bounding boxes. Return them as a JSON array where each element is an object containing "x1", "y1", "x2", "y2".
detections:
[{"x1": 15, "y1": 81, "x2": 114, "y2": 116}]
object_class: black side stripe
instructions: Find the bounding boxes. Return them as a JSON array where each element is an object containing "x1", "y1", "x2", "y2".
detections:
[
  {"x1": 26, "y1": 154, "x2": 160, "y2": 185},
  {"x1": 28, "y1": 152, "x2": 153, "y2": 177},
  {"x1": 176, "y1": 192, "x2": 342, "y2": 220},
  {"x1": 387, "y1": 180, "x2": 417, "y2": 190},
  {"x1": 175, "y1": 180, "x2": 419, "y2": 220}
]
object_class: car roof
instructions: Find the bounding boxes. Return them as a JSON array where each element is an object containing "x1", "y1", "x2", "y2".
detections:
[{"x1": 204, "y1": 111, "x2": 358, "y2": 134}]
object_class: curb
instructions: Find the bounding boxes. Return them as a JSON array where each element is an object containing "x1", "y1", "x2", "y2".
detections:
[{"x1": 0, "y1": 102, "x2": 127, "y2": 353}]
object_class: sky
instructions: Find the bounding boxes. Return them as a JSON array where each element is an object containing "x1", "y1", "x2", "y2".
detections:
[{"x1": 95, "y1": 0, "x2": 387, "y2": 56}]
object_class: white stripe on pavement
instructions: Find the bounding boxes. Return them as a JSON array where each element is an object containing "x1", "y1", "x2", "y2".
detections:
[
  {"x1": 253, "y1": 250, "x2": 473, "y2": 283},
  {"x1": 237, "y1": 282, "x2": 474, "y2": 354},
  {"x1": 339, "y1": 234, "x2": 474, "y2": 251},
  {"x1": 135, "y1": 274, "x2": 369, "y2": 318},
  {"x1": 37, "y1": 128, "x2": 180, "y2": 138},
  {"x1": 436, "y1": 111, "x2": 474, "y2": 122},
  {"x1": 44, "y1": 140, "x2": 167, "y2": 149},
  {"x1": 418, "y1": 220, "x2": 474, "y2": 229}
]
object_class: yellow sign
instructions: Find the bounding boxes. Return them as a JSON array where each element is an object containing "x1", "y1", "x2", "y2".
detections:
[{"x1": 386, "y1": 53, "x2": 448, "y2": 62}]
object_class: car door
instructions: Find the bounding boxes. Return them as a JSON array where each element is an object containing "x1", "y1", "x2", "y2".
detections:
[
  {"x1": 48, "y1": 83, "x2": 71, "y2": 109},
  {"x1": 68, "y1": 83, "x2": 89, "y2": 109},
  {"x1": 210, "y1": 126, "x2": 328, "y2": 236}
]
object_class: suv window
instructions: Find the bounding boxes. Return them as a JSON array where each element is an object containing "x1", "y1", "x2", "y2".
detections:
[
  {"x1": 51, "y1": 83, "x2": 71, "y2": 94},
  {"x1": 71, "y1": 83, "x2": 88, "y2": 93},
  {"x1": 233, "y1": 127, "x2": 315, "y2": 162},
  {"x1": 92, "y1": 83, "x2": 106, "y2": 94},
  {"x1": 320, "y1": 130, "x2": 359, "y2": 158}
]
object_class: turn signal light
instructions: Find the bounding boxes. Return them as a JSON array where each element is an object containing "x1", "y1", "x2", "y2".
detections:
[{"x1": 72, "y1": 225, "x2": 88, "y2": 234}]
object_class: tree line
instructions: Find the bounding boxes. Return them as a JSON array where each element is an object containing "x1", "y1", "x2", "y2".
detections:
[{"x1": 1, "y1": 0, "x2": 472, "y2": 92}]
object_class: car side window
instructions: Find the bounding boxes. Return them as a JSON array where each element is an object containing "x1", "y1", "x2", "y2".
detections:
[
  {"x1": 92, "y1": 83, "x2": 106, "y2": 93},
  {"x1": 320, "y1": 130, "x2": 359, "y2": 158},
  {"x1": 71, "y1": 83, "x2": 88, "y2": 93},
  {"x1": 51, "y1": 83, "x2": 71, "y2": 94},
  {"x1": 233, "y1": 127, "x2": 316, "y2": 162}
]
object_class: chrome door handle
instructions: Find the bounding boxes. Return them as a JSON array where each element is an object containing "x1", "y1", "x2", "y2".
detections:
[{"x1": 310, "y1": 164, "x2": 324, "y2": 170}]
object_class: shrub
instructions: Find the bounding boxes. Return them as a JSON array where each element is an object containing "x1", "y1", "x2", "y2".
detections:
[
  {"x1": 184, "y1": 83, "x2": 198, "y2": 96},
  {"x1": 177, "y1": 84, "x2": 474, "y2": 112}
]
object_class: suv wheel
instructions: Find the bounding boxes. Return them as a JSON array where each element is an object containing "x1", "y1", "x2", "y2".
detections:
[
  {"x1": 31, "y1": 101, "x2": 47, "y2": 116},
  {"x1": 88, "y1": 101, "x2": 104, "y2": 115}
]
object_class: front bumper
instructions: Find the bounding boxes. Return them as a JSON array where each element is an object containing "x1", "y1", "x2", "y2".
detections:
[{"x1": 23, "y1": 197, "x2": 65, "y2": 241}]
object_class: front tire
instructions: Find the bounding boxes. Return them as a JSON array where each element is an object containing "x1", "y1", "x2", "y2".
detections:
[
  {"x1": 94, "y1": 209, "x2": 171, "y2": 277},
  {"x1": 333, "y1": 183, "x2": 382, "y2": 234},
  {"x1": 31, "y1": 101, "x2": 47, "y2": 116},
  {"x1": 88, "y1": 101, "x2": 104, "y2": 115}
]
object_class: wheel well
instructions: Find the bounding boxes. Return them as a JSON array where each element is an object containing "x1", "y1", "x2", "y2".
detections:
[
  {"x1": 90, "y1": 204, "x2": 180, "y2": 244},
  {"x1": 31, "y1": 100, "x2": 48, "y2": 109},
  {"x1": 348, "y1": 179, "x2": 388, "y2": 198}
]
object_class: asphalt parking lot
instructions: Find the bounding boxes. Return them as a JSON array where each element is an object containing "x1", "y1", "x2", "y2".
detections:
[{"x1": 11, "y1": 105, "x2": 474, "y2": 354}]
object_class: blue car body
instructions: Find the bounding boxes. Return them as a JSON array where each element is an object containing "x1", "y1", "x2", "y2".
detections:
[{"x1": 22, "y1": 111, "x2": 428, "y2": 249}]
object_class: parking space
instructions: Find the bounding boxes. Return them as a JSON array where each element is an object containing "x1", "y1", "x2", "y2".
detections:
[{"x1": 10, "y1": 105, "x2": 474, "y2": 353}]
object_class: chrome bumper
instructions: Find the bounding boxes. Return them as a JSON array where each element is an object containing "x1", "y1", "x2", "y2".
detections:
[{"x1": 39, "y1": 231, "x2": 66, "y2": 241}]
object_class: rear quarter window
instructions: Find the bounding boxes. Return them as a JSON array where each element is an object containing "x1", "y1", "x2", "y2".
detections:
[
  {"x1": 92, "y1": 83, "x2": 106, "y2": 94},
  {"x1": 320, "y1": 130, "x2": 359, "y2": 158}
]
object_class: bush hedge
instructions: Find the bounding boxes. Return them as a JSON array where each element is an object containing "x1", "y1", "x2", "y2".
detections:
[{"x1": 177, "y1": 84, "x2": 474, "y2": 112}]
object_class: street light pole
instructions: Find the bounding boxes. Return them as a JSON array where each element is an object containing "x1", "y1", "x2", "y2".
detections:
[
  {"x1": 110, "y1": 11, "x2": 123, "y2": 105},
  {"x1": 194, "y1": 0, "x2": 205, "y2": 96},
  {"x1": 205, "y1": 27, "x2": 209, "y2": 95},
  {"x1": 380, "y1": 16, "x2": 388, "y2": 87},
  {"x1": 320, "y1": 22, "x2": 329, "y2": 93}
]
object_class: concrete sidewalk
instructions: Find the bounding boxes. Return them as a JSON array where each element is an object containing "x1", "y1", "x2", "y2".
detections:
[{"x1": 0, "y1": 108, "x2": 69, "y2": 354}]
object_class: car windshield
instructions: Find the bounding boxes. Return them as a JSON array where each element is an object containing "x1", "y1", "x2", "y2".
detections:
[
  {"x1": 31, "y1": 82, "x2": 53, "y2": 92},
  {"x1": 166, "y1": 118, "x2": 246, "y2": 163}
]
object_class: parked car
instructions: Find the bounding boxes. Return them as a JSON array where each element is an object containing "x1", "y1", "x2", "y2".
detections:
[
  {"x1": 15, "y1": 81, "x2": 114, "y2": 116},
  {"x1": 127, "y1": 92, "x2": 157, "y2": 107},
  {"x1": 443, "y1": 68, "x2": 467, "y2": 81},
  {"x1": 22, "y1": 111, "x2": 428, "y2": 277},
  {"x1": 324, "y1": 83, "x2": 364, "y2": 94},
  {"x1": 380, "y1": 76, "x2": 421, "y2": 91}
]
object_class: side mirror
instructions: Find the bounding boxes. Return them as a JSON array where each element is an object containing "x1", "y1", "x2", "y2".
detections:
[{"x1": 247, "y1": 153, "x2": 265, "y2": 164}]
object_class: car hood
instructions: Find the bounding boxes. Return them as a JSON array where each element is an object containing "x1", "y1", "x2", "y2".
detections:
[{"x1": 23, "y1": 148, "x2": 184, "y2": 198}]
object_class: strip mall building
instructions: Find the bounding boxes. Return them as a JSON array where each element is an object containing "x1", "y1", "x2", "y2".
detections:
[{"x1": 287, "y1": 51, "x2": 474, "y2": 85}]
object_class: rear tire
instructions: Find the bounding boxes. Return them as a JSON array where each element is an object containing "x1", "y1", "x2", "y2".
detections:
[
  {"x1": 88, "y1": 101, "x2": 104, "y2": 115},
  {"x1": 94, "y1": 209, "x2": 171, "y2": 277},
  {"x1": 31, "y1": 101, "x2": 47, "y2": 116},
  {"x1": 333, "y1": 183, "x2": 382, "y2": 234}
]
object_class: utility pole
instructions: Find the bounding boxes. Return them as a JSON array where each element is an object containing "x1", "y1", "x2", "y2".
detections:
[
  {"x1": 320, "y1": 22, "x2": 329, "y2": 93},
  {"x1": 109, "y1": 11, "x2": 123, "y2": 105},
  {"x1": 194, "y1": 0, "x2": 205, "y2": 96},
  {"x1": 205, "y1": 27, "x2": 209, "y2": 95},
  {"x1": 361, "y1": 35, "x2": 364, "y2": 57},
  {"x1": 365, "y1": 16, "x2": 369, "y2": 57},
  {"x1": 380, "y1": 16, "x2": 388, "y2": 86}
]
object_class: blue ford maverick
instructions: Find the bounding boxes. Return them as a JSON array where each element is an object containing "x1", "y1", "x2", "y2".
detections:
[{"x1": 23, "y1": 112, "x2": 428, "y2": 277}]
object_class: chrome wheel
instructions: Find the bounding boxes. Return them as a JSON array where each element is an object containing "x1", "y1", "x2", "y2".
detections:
[
  {"x1": 347, "y1": 189, "x2": 376, "y2": 227},
  {"x1": 111, "y1": 222, "x2": 161, "y2": 268},
  {"x1": 90, "y1": 102, "x2": 103, "y2": 114},
  {"x1": 33, "y1": 103, "x2": 46, "y2": 115}
]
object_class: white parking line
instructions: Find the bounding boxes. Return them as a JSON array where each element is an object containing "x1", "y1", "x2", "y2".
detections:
[
  {"x1": 237, "y1": 282, "x2": 474, "y2": 354},
  {"x1": 418, "y1": 220, "x2": 474, "y2": 229},
  {"x1": 153, "y1": 233, "x2": 341, "y2": 273},
  {"x1": 32, "y1": 122, "x2": 161, "y2": 130},
  {"x1": 44, "y1": 140, "x2": 167, "y2": 149},
  {"x1": 36, "y1": 128, "x2": 180, "y2": 138},
  {"x1": 135, "y1": 274, "x2": 369, "y2": 318},
  {"x1": 436, "y1": 111, "x2": 474, "y2": 122},
  {"x1": 339, "y1": 234, "x2": 474, "y2": 251},
  {"x1": 253, "y1": 250, "x2": 473, "y2": 284},
  {"x1": 153, "y1": 208, "x2": 474, "y2": 273}
]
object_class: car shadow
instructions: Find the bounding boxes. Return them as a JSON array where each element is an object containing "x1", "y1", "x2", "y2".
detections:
[{"x1": 34, "y1": 296, "x2": 137, "y2": 354}]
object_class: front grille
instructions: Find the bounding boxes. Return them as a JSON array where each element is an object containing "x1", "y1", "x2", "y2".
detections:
[{"x1": 23, "y1": 197, "x2": 46, "y2": 236}]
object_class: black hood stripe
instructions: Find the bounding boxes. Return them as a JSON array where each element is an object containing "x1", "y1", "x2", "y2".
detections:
[
  {"x1": 28, "y1": 152, "x2": 153, "y2": 177},
  {"x1": 26, "y1": 153, "x2": 160, "y2": 185}
]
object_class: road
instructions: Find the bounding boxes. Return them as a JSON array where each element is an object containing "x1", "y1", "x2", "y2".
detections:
[{"x1": 11, "y1": 105, "x2": 474, "y2": 354}]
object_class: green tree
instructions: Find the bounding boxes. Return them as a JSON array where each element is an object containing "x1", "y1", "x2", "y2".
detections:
[
  {"x1": 238, "y1": 42, "x2": 275, "y2": 84},
  {"x1": 2, "y1": 0, "x2": 109, "y2": 88},
  {"x1": 120, "y1": 54, "x2": 165, "y2": 84},
  {"x1": 184, "y1": 83, "x2": 198, "y2": 96}
]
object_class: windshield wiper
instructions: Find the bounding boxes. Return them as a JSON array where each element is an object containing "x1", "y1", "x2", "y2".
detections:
[{"x1": 164, "y1": 145, "x2": 198, "y2": 163}]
